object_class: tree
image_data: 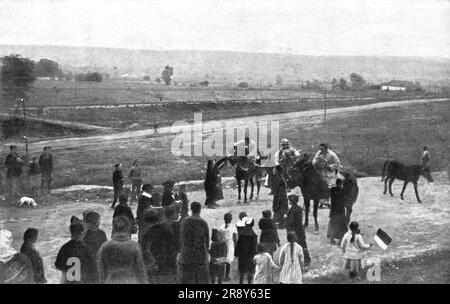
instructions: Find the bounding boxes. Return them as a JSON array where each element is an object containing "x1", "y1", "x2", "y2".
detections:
[
  {"x1": 161, "y1": 65, "x2": 174, "y2": 85},
  {"x1": 0, "y1": 54, "x2": 36, "y2": 106},
  {"x1": 143, "y1": 75, "x2": 151, "y2": 81},
  {"x1": 349, "y1": 73, "x2": 366, "y2": 90},
  {"x1": 34, "y1": 58, "x2": 63, "y2": 79},
  {"x1": 238, "y1": 82, "x2": 249, "y2": 88},
  {"x1": 338, "y1": 78, "x2": 349, "y2": 90},
  {"x1": 331, "y1": 78, "x2": 339, "y2": 90},
  {"x1": 155, "y1": 78, "x2": 161, "y2": 84},
  {"x1": 75, "y1": 72, "x2": 102, "y2": 82}
]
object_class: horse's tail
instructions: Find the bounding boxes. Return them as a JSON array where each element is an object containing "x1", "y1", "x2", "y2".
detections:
[{"x1": 381, "y1": 160, "x2": 389, "y2": 182}]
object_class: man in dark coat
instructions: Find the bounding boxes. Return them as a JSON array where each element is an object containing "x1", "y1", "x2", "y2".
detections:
[
  {"x1": 286, "y1": 194, "x2": 311, "y2": 267},
  {"x1": 4, "y1": 145, "x2": 23, "y2": 198},
  {"x1": 162, "y1": 179, "x2": 176, "y2": 207},
  {"x1": 97, "y1": 216, "x2": 147, "y2": 284},
  {"x1": 39, "y1": 146, "x2": 54, "y2": 194},
  {"x1": 111, "y1": 163, "x2": 124, "y2": 208},
  {"x1": 176, "y1": 183, "x2": 190, "y2": 219},
  {"x1": 20, "y1": 228, "x2": 47, "y2": 284},
  {"x1": 141, "y1": 208, "x2": 176, "y2": 283},
  {"x1": 55, "y1": 222, "x2": 98, "y2": 284},
  {"x1": 178, "y1": 202, "x2": 210, "y2": 284},
  {"x1": 113, "y1": 194, "x2": 136, "y2": 234},
  {"x1": 271, "y1": 165, "x2": 289, "y2": 228},
  {"x1": 160, "y1": 205, "x2": 181, "y2": 272}
]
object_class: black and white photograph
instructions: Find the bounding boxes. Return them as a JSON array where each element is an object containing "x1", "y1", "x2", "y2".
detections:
[{"x1": 0, "y1": 0, "x2": 449, "y2": 290}]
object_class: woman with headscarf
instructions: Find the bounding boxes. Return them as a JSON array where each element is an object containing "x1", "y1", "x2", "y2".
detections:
[
  {"x1": 0, "y1": 229, "x2": 34, "y2": 284},
  {"x1": 204, "y1": 159, "x2": 224, "y2": 209}
]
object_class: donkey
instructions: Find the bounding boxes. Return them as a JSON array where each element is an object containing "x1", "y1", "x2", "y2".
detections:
[
  {"x1": 381, "y1": 160, "x2": 433, "y2": 203},
  {"x1": 218, "y1": 154, "x2": 267, "y2": 203}
]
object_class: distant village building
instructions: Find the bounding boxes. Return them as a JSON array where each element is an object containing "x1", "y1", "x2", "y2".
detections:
[
  {"x1": 381, "y1": 80, "x2": 417, "y2": 92},
  {"x1": 36, "y1": 76, "x2": 56, "y2": 81}
]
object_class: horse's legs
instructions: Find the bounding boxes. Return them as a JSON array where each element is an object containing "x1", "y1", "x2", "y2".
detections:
[
  {"x1": 256, "y1": 178, "x2": 261, "y2": 199},
  {"x1": 400, "y1": 181, "x2": 408, "y2": 200},
  {"x1": 249, "y1": 178, "x2": 255, "y2": 200},
  {"x1": 388, "y1": 178, "x2": 395, "y2": 196},
  {"x1": 413, "y1": 181, "x2": 422, "y2": 203},
  {"x1": 304, "y1": 198, "x2": 310, "y2": 227},
  {"x1": 345, "y1": 203, "x2": 353, "y2": 224},
  {"x1": 383, "y1": 177, "x2": 388, "y2": 194},
  {"x1": 313, "y1": 200, "x2": 319, "y2": 231},
  {"x1": 243, "y1": 179, "x2": 248, "y2": 202},
  {"x1": 237, "y1": 179, "x2": 241, "y2": 200}
]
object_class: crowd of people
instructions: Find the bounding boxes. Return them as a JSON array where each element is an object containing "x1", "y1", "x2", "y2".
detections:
[
  {"x1": 1, "y1": 145, "x2": 54, "y2": 198},
  {"x1": 2, "y1": 139, "x2": 431, "y2": 284},
  {"x1": 0, "y1": 177, "x2": 373, "y2": 284}
]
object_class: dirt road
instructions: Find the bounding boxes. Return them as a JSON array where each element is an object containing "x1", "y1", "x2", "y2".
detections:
[{"x1": 5, "y1": 97, "x2": 448, "y2": 154}]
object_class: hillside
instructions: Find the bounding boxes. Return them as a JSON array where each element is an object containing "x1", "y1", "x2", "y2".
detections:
[{"x1": 1, "y1": 45, "x2": 449, "y2": 85}]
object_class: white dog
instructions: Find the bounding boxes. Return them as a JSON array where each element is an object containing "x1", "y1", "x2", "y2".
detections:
[{"x1": 18, "y1": 197, "x2": 37, "y2": 208}]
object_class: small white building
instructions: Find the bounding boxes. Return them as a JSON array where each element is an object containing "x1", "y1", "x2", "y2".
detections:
[{"x1": 381, "y1": 80, "x2": 416, "y2": 91}]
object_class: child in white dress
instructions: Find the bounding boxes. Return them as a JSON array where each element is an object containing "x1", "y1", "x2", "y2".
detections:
[{"x1": 279, "y1": 231, "x2": 304, "y2": 284}]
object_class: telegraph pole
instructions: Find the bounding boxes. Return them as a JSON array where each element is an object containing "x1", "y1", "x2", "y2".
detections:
[{"x1": 323, "y1": 84, "x2": 327, "y2": 123}]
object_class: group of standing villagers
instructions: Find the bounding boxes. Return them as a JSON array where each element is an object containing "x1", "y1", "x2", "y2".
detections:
[
  {"x1": 2, "y1": 145, "x2": 53, "y2": 198},
  {"x1": 111, "y1": 158, "x2": 143, "y2": 208}
]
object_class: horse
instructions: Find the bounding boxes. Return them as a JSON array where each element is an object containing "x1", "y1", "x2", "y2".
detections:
[
  {"x1": 218, "y1": 155, "x2": 267, "y2": 203},
  {"x1": 287, "y1": 153, "x2": 359, "y2": 231},
  {"x1": 381, "y1": 160, "x2": 433, "y2": 203}
]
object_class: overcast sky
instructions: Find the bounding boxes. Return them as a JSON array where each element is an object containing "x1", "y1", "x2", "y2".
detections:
[{"x1": 0, "y1": 0, "x2": 449, "y2": 57}]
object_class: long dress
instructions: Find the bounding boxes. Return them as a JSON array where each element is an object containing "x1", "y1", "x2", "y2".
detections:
[
  {"x1": 278, "y1": 242, "x2": 304, "y2": 284},
  {"x1": 253, "y1": 252, "x2": 279, "y2": 284},
  {"x1": 327, "y1": 186, "x2": 348, "y2": 241},
  {"x1": 220, "y1": 224, "x2": 237, "y2": 264}
]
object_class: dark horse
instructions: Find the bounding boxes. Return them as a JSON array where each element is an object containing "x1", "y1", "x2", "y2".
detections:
[
  {"x1": 381, "y1": 160, "x2": 433, "y2": 203},
  {"x1": 218, "y1": 155, "x2": 267, "y2": 203},
  {"x1": 288, "y1": 154, "x2": 359, "y2": 231}
]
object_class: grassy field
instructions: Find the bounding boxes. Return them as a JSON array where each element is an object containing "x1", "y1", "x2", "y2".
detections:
[{"x1": 1, "y1": 99, "x2": 448, "y2": 190}]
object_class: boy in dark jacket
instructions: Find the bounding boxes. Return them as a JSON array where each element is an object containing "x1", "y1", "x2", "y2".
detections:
[
  {"x1": 83, "y1": 211, "x2": 107, "y2": 257},
  {"x1": 176, "y1": 183, "x2": 189, "y2": 219},
  {"x1": 258, "y1": 210, "x2": 280, "y2": 256},
  {"x1": 111, "y1": 163, "x2": 124, "y2": 208},
  {"x1": 235, "y1": 218, "x2": 257, "y2": 284},
  {"x1": 28, "y1": 157, "x2": 41, "y2": 196},
  {"x1": 20, "y1": 228, "x2": 47, "y2": 284},
  {"x1": 209, "y1": 228, "x2": 227, "y2": 284},
  {"x1": 39, "y1": 146, "x2": 53, "y2": 194},
  {"x1": 55, "y1": 222, "x2": 98, "y2": 284},
  {"x1": 113, "y1": 194, "x2": 136, "y2": 234}
]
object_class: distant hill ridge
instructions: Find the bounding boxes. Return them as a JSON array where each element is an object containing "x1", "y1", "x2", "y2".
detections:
[{"x1": 1, "y1": 44, "x2": 449, "y2": 84}]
